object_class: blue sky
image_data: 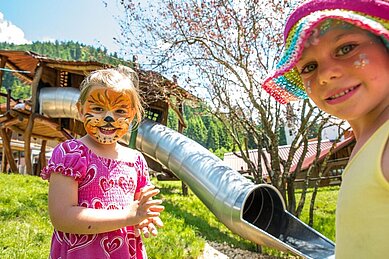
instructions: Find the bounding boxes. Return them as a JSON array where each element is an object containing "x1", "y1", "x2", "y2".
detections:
[{"x1": 0, "y1": 0, "x2": 125, "y2": 55}]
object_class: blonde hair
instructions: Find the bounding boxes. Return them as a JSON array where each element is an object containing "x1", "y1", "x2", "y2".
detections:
[{"x1": 78, "y1": 65, "x2": 144, "y2": 125}]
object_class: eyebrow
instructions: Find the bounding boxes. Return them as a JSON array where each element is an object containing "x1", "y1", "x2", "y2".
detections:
[{"x1": 334, "y1": 32, "x2": 354, "y2": 42}]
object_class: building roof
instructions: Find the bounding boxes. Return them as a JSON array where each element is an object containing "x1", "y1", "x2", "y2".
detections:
[{"x1": 223, "y1": 136, "x2": 355, "y2": 176}]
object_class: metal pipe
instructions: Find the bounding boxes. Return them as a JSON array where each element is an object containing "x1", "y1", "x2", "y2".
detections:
[{"x1": 39, "y1": 87, "x2": 335, "y2": 258}]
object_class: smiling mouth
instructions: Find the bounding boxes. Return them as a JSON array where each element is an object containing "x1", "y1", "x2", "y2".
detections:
[
  {"x1": 327, "y1": 84, "x2": 360, "y2": 100},
  {"x1": 98, "y1": 127, "x2": 117, "y2": 135}
]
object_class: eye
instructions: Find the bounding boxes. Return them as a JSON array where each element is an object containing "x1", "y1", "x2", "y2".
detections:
[
  {"x1": 115, "y1": 109, "x2": 127, "y2": 114},
  {"x1": 91, "y1": 106, "x2": 104, "y2": 112},
  {"x1": 300, "y1": 62, "x2": 317, "y2": 74},
  {"x1": 335, "y1": 43, "x2": 357, "y2": 56}
]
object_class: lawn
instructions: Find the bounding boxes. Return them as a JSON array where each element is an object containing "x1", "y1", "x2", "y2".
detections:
[{"x1": 0, "y1": 173, "x2": 338, "y2": 258}]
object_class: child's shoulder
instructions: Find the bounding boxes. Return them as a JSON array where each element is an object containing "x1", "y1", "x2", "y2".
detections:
[
  {"x1": 53, "y1": 139, "x2": 84, "y2": 153},
  {"x1": 117, "y1": 144, "x2": 144, "y2": 162}
]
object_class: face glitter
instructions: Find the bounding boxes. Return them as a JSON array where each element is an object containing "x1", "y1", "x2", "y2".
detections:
[
  {"x1": 306, "y1": 80, "x2": 312, "y2": 94},
  {"x1": 354, "y1": 53, "x2": 369, "y2": 68},
  {"x1": 261, "y1": 0, "x2": 389, "y2": 104},
  {"x1": 305, "y1": 28, "x2": 321, "y2": 48}
]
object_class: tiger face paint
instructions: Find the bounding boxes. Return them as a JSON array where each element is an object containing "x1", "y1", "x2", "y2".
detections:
[{"x1": 80, "y1": 87, "x2": 135, "y2": 144}]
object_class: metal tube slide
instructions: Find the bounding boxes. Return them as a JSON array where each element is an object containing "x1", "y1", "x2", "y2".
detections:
[
  {"x1": 39, "y1": 87, "x2": 335, "y2": 258},
  {"x1": 39, "y1": 87, "x2": 81, "y2": 120},
  {"x1": 136, "y1": 119, "x2": 335, "y2": 259}
]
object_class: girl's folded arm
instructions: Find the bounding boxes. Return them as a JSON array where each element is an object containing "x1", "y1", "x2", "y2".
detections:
[{"x1": 48, "y1": 173, "x2": 136, "y2": 234}]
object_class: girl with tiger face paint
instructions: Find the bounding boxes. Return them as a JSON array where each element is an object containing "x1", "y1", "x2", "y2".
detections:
[
  {"x1": 81, "y1": 87, "x2": 135, "y2": 144},
  {"x1": 77, "y1": 65, "x2": 144, "y2": 147},
  {"x1": 41, "y1": 66, "x2": 164, "y2": 259}
]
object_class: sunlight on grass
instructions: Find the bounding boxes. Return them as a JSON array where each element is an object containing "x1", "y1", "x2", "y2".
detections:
[
  {"x1": 0, "y1": 174, "x2": 51, "y2": 259},
  {"x1": 297, "y1": 186, "x2": 338, "y2": 241},
  {"x1": 0, "y1": 174, "x2": 338, "y2": 258}
]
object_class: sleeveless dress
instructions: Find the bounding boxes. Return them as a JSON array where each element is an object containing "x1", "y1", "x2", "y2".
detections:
[
  {"x1": 41, "y1": 139, "x2": 150, "y2": 259},
  {"x1": 336, "y1": 120, "x2": 389, "y2": 258}
]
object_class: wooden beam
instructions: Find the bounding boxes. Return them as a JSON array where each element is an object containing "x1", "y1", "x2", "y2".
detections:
[
  {"x1": 5, "y1": 61, "x2": 33, "y2": 83},
  {"x1": 31, "y1": 65, "x2": 43, "y2": 113},
  {"x1": 33, "y1": 115, "x2": 62, "y2": 131},
  {"x1": 9, "y1": 109, "x2": 27, "y2": 117},
  {"x1": 8, "y1": 125, "x2": 63, "y2": 142},
  {"x1": 0, "y1": 113, "x2": 13, "y2": 123},
  {"x1": 0, "y1": 117, "x2": 22, "y2": 128},
  {"x1": 0, "y1": 93, "x2": 17, "y2": 102},
  {"x1": 24, "y1": 113, "x2": 35, "y2": 175},
  {"x1": 0, "y1": 56, "x2": 8, "y2": 90},
  {"x1": 45, "y1": 63, "x2": 104, "y2": 73},
  {"x1": 0, "y1": 128, "x2": 18, "y2": 173},
  {"x1": 24, "y1": 65, "x2": 43, "y2": 174}
]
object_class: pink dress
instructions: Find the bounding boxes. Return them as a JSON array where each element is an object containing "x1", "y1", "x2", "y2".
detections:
[{"x1": 41, "y1": 139, "x2": 150, "y2": 259}]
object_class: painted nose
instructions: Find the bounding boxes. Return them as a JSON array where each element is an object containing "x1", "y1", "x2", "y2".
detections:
[{"x1": 104, "y1": 116, "x2": 115, "y2": 123}]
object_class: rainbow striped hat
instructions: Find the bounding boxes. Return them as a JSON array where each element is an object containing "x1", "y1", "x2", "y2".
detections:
[{"x1": 262, "y1": 0, "x2": 389, "y2": 104}]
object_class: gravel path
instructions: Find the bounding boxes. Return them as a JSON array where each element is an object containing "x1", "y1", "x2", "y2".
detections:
[{"x1": 199, "y1": 241, "x2": 296, "y2": 259}]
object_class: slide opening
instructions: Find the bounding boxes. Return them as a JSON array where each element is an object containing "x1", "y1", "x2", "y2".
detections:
[{"x1": 242, "y1": 186, "x2": 286, "y2": 238}]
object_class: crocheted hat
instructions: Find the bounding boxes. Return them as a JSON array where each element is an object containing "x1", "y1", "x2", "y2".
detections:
[{"x1": 262, "y1": 0, "x2": 389, "y2": 104}]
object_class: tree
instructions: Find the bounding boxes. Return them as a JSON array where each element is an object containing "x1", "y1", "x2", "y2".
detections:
[{"x1": 117, "y1": 0, "x2": 346, "y2": 217}]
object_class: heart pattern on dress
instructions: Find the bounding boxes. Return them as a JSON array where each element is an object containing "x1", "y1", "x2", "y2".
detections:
[
  {"x1": 101, "y1": 236, "x2": 123, "y2": 256},
  {"x1": 118, "y1": 176, "x2": 135, "y2": 194},
  {"x1": 79, "y1": 165, "x2": 97, "y2": 189},
  {"x1": 55, "y1": 231, "x2": 97, "y2": 253},
  {"x1": 126, "y1": 231, "x2": 137, "y2": 257},
  {"x1": 100, "y1": 177, "x2": 114, "y2": 193}
]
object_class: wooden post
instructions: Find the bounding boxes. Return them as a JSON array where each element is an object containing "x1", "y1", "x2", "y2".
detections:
[
  {"x1": 0, "y1": 56, "x2": 8, "y2": 121},
  {"x1": 177, "y1": 101, "x2": 188, "y2": 196},
  {"x1": 0, "y1": 128, "x2": 18, "y2": 173},
  {"x1": 6, "y1": 88, "x2": 11, "y2": 111},
  {"x1": 37, "y1": 140, "x2": 47, "y2": 176},
  {"x1": 0, "y1": 55, "x2": 8, "y2": 91},
  {"x1": 24, "y1": 65, "x2": 43, "y2": 175},
  {"x1": 24, "y1": 114, "x2": 34, "y2": 175},
  {"x1": 1, "y1": 145, "x2": 8, "y2": 173}
]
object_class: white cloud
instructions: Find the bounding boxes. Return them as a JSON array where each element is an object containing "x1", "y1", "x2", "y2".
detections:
[
  {"x1": 0, "y1": 12, "x2": 30, "y2": 44},
  {"x1": 39, "y1": 36, "x2": 56, "y2": 43}
]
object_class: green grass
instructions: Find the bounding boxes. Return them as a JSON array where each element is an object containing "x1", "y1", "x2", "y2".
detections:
[
  {"x1": 0, "y1": 173, "x2": 338, "y2": 258},
  {"x1": 0, "y1": 174, "x2": 52, "y2": 259},
  {"x1": 297, "y1": 186, "x2": 338, "y2": 241}
]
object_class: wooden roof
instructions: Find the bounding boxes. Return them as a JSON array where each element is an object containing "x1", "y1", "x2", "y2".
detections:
[
  {"x1": 0, "y1": 50, "x2": 198, "y2": 145},
  {"x1": 0, "y1": 50, "x2": 198, "y2": 102},
  {"x1": 0, "y1": 50, "x2": 108, "y2": 83}
]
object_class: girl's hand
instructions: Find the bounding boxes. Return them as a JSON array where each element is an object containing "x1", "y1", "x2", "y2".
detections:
[
  {"x1": 128, "y1": 185, "x2": 164, "y2": 227},
  {"x1": 135, "y1": 216, "x2": 164, "y2": 238}
]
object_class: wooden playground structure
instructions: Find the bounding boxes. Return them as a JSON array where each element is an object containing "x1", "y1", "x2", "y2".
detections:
[{"x1": 0, "y1": 50, "x2": 197, "y2": 176}]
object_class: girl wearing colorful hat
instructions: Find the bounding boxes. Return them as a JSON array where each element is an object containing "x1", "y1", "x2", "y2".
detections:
[{"x1": 263, "y1": 0, "x2": 389, "y2": 257}]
